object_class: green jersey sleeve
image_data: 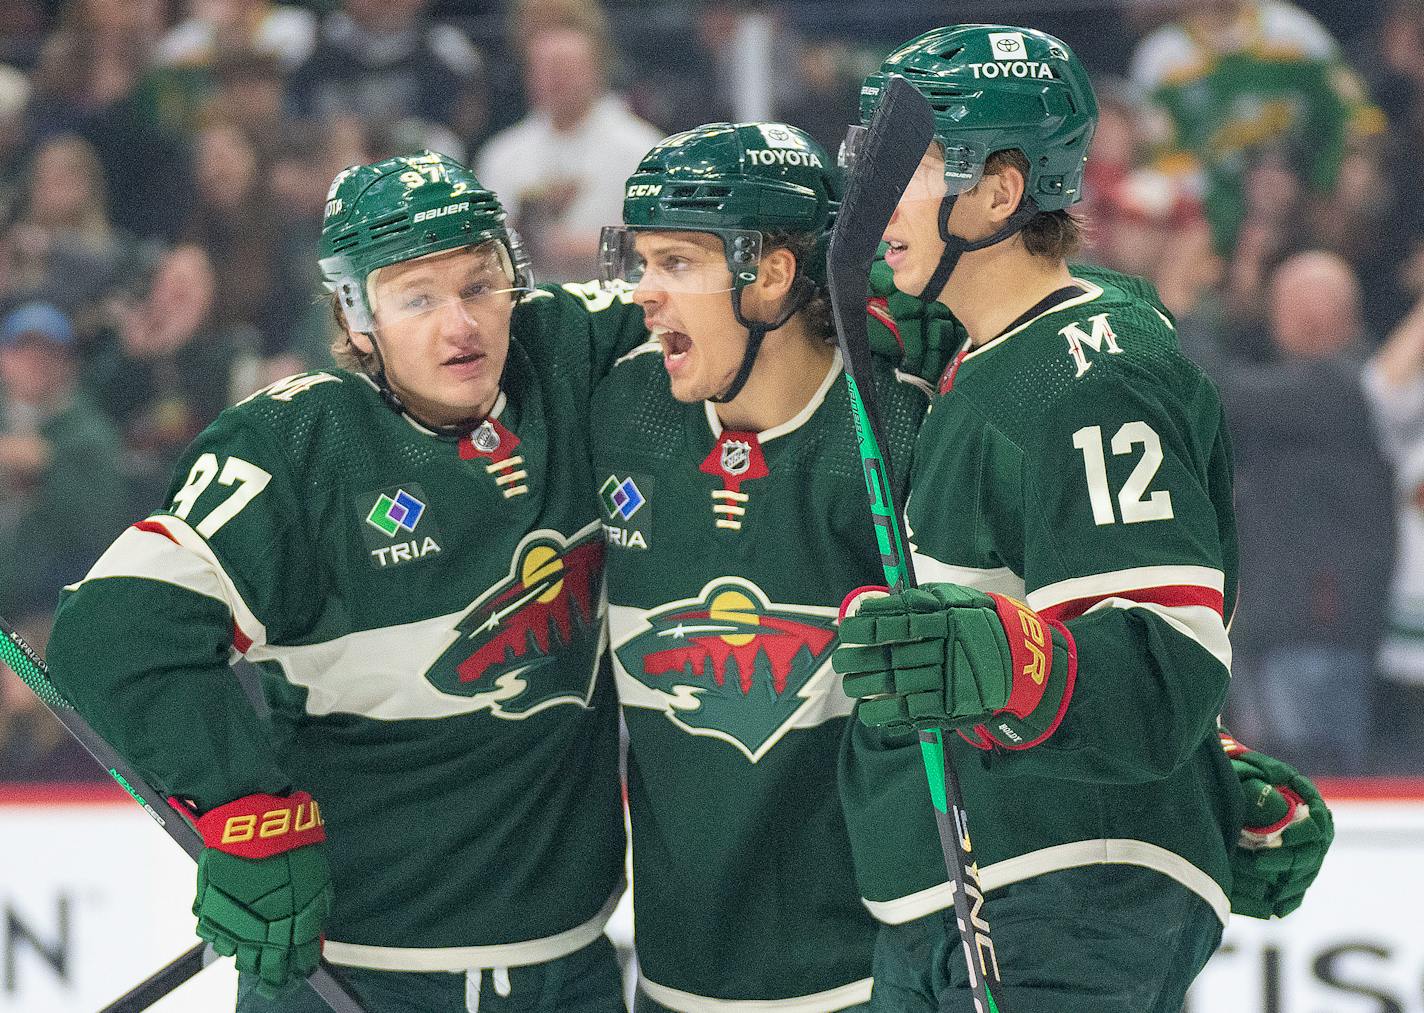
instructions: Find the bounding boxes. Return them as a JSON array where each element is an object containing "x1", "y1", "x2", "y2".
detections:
[
  {"x1": 46, "y1": 407, "x2": 314, "y2": 812},
  {"x1": 513, "y1": 281, "x2": 648, "y2": 396},
  {"x1": 1007, "y1": 367, "x2": 1235, "y2": 784}
]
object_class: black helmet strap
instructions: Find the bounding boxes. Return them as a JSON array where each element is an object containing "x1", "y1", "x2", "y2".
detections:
[
  {"x1": 712, "y1": 273, "x2": 817, "y2": 405},
  {"x1": 917, "y1": 191, "x2": 1041, "y2": 304},
  {"x1": 357, "y1": 331, "x2": 488, "y2": 439}
]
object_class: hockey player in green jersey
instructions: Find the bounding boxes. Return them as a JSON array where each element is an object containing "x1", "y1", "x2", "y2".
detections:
[
  {"x1": 832, "y1": 25, "x2": 1329, "y2": 1011},
  {"x1": 44, "y1": 152, "x2": 645, "y2": 1011},
  {"x1": 593, "y1": 122, "x2": 940, "y2": 1012}
]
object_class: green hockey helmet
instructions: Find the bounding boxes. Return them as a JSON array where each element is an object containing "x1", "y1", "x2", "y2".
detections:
[
  {"x1": 601, "y1": 122, "x2": 843, "y2": 404},
  {"x1": 318, "y1": 150, "x2": 531, "y2": 334},
  {"x1": 846, "y1": 26, "x2": 1097, "y2": 301},
  {"x1": 851, "y1": 25, "x2": 1097, "y2": 211},
  {"x1": 600, "y1": 121, "x2": 842, "y2": 292}
]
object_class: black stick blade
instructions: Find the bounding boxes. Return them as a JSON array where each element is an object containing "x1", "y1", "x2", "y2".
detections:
[{"x1": 827, "y1": 74, "x2": 936, "y2": 405}]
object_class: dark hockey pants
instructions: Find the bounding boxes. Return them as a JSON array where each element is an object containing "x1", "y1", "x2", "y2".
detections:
[
  {"x1": 236, "y1": 934, "x2": 626, "y2": 1013},
  {"x1": 868, "y1": 864, "x2": 1223, "y2": 1013}
]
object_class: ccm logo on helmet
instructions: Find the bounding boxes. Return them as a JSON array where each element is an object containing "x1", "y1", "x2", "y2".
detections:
[
  {"x1": 746, "y1": 148, "x2": 824, "y2": 168},
  {"x1": 626, "y1": 184, "x2": 663, "y2": 197},
  {"x1": 413, "y1": 201, "x2": 470, "y2": 223},
  {"x1": 969, "y1": 61, "x2": 1055, "y2": 79}
]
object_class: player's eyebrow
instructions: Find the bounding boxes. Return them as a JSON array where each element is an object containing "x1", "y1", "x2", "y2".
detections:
[{"x1": 636, "y1": 235, "x2": 720, "y2": 260}]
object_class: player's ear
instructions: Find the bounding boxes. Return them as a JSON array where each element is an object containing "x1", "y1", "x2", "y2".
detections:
[
  {"x1": 346, "y1": 329, "x2": 375, "y2": 356},
  {"x1": 986, "y1": 164, "x2": 1026, "y2": 224},
  {"x1": 752, "y1": 246, "x2": 797, "y2": 302}
]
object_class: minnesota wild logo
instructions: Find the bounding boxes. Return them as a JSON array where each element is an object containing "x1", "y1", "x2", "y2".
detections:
[
  {"x1": 425, "y1": 523, "x2": 605, "y2": 718},
  {"x1": 613, "y1": 579, "x2": 843, "y2": 761}
]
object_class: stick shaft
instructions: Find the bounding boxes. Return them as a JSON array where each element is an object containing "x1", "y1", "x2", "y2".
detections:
[
  {"x1": 827, "y1": 75, "x2": 1004, "y2": 1012},
  {"x1": 0, "y1": 619, "x2": 368, "y2": 1013}
]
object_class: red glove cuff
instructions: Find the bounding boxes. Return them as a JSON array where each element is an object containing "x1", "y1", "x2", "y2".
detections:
[
  {"x1": 1219, "y1": 730, "x2": 1249, "y2": 758},
  {"x1": 188, "y1": 791, "x2": 326, "y2": 859},
  {"x1": 838, "y1": 585, "x2": 890, "y2": 622},
  {"x1": 958, "y1": 600, "x2": 1077, "y2": 752},
  {"x1": 987, "y1": 593, "x2": 1053, "y2": 720}
]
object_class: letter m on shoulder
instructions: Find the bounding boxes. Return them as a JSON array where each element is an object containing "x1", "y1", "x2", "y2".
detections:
[{"x1": 1060, "y1": 313, "x2": 1122, "y2": 378}]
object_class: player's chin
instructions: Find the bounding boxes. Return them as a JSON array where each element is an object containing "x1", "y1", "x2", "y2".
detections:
[
  {"x1": 442, "y1": 376, "x2": 501, "y2": 419},
  {"x1": 887, "y1": 258, "x2": 929, "y2": 297},
  {"x1": 667, "y1": 372, "x2": 707, "y2": 404}
]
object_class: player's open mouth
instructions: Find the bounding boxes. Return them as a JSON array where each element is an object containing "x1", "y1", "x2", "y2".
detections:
[
  {"x1": 884, "y1": 239, "x2": 909, "y2": 269},
  {"x1": 443, "y1": 351, "x2": 485, "y2": 374},
  {"x1": 656, "y1": 329, "x2": 693, "y2": 372}
]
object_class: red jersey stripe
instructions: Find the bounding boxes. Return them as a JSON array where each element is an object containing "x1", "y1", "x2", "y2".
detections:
[
  {"x1": 132, "y1": 519, "x2": 179, "y2": 544},
  {"x1": 1039, "y1": 584, "x2": 1225, "y2": 624}
]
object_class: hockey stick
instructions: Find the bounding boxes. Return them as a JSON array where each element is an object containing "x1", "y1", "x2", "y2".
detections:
[
  {"x1": 827, "y1": 74, "x2": 1003, "y2": 1013},
  {"x1": 98, "y1": 942, "x2": 216, "y2": 1013},
  {"x1": 0, "y1": 617, "x2": 368, "y2": 1013}
]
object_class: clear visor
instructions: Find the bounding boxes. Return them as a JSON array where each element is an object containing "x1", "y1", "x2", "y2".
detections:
[
  {"x1": 599, "y1": 226, "x2": 763, "y2": 293},
  {"x1": 839, "y1": 125, "x2": 988, "y2": 198},
  {"x1": 370, "y1": 243, "x2": 530, "y2": 326}
]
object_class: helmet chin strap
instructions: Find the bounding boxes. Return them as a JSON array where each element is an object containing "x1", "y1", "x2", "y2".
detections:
[
  {"x1": 356, "y1": 332, "x2": 489, "y2": 439},
  {"x1": 710, "y1": 276, "x2": 817, "y2": 405},
  {"x1": 917, "y1": 192, "x2": 1041, "y2": 304}
]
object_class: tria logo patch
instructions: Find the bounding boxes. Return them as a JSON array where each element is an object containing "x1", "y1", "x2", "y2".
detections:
[
  {"x1": 366, "y1": 489, "x2": 424, "y2": 536},
  {"x1": 424, "y1": 524, "x2": 605, "y2": 717},
  {"x1": 359, "y1": 484, "x2": 444, "y2": 568},
  {"x1": 600, "y1": 475, "x2": 645, "y2": 521},
  {"x1": 613, "y1": 579, "x2": 842, "y2": 761},
  {"x1": 600, "y1": 472, "x2": 653, "y2": 550}
]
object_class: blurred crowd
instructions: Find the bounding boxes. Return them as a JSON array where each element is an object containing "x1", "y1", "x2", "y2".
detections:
[{"x1": 1, "y1": 0, "x2": 1422, "y2": 781}]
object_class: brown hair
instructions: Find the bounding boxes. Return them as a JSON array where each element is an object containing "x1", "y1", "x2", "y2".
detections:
[
  {"x1": 329, "y1": 295, "x2": 372, "y2": 372},
  {"x1": 984, "y1": 149, "x2": 1083, "y2": 261}
]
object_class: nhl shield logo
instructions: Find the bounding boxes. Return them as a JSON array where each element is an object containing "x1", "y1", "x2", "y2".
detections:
[
  {"x1": 720, "y1": 439, "x2": 752, "y2": 476},
  {"x1": 471, "y1": 419, "x2": 501, "y2": 453}
]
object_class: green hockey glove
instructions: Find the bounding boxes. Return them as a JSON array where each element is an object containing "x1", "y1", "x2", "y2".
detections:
[
  {"x1": 188, "y1": 791, "x2": 333, "y2": 997},
  {"x1": 865, "y1": 252, "x2": 965, "y2": 383},
  {"x1": 834, "y1": 584, "x2": 1077, "y2": 749},
  {"x1": 1219, "y1": 732, "x2": 1334, "y2": 919}
]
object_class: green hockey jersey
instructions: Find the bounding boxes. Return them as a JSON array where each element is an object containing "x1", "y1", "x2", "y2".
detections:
[
  {"x1": 591, "y1": 344, "x2": 932, "y2": 1011},
  {"x1": 844, "y1": 266, "x2": 1243, "y2": 927},
  {"x1": 45, "y1": 284, "x2": 646, "y2": 971}
]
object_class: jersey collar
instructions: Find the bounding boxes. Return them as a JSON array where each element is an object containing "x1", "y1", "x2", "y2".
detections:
[
  {"x1": 962, "y1": 278, "x2": 1104, "y2": 363},
  {"x1": 703, "y1": 348, "x2": 843, "y2": 445}
]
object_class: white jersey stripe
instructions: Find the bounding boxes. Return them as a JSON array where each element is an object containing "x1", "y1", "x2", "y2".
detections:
[
  {"x1": 908, "y1": 551, "x2": 1026, "y2": 598},
  {"x1": 1082, "y1": 598, "x2": 1232, "y2": 672},
  {"x1": 68, "y1": 518, "x2": 269, "y2": 651},
  {"x1": 862, "y1": 838, "x2": 1229, "y2": 927},
  {"x1": 325, "y1": 883, "x2": 624, "y2": 972}
]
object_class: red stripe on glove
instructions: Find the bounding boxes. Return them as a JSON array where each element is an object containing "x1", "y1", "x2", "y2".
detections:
[{"x1": 189, "y1": 791, "x2": 326, "y2": 859}]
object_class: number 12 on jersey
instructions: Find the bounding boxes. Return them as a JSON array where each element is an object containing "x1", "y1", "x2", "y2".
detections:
[{"x1": 1072, "y1": 422, "x2": 1174, "y2": 526}]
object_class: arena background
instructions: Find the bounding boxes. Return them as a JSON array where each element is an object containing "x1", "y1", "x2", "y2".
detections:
[{"x1": 1, "y1": 1, "x2": 1422, "y2": 1009}]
